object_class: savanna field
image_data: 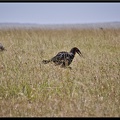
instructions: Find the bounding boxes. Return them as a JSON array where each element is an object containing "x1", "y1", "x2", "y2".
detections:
[{"x1": 0, "y1": 27, "x2": 120, "y2": 117}]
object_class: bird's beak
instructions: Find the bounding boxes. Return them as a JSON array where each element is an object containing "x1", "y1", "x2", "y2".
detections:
[{"x1": 77, "y1": 51, "x2": 84, "y2": 58}]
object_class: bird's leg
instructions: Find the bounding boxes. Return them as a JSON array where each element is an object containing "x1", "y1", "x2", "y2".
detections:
[
  {"x1": 67, "y1": 66, "x2": 72, "y2": 70},
  {"x1": 60, "y1": 60, "x2": 68, "y2": 68},
  {"x1": 60, "y1": 65, "x2": 72, "y2": 70}
]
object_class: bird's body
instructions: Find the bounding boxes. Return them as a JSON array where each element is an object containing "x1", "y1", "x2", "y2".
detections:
[
  {"x1": 42, "y1": 47, "x2": 82, "y2": 68},
  {"x1": 0, "y1": 43, "x2": 6, "y2": 51}
]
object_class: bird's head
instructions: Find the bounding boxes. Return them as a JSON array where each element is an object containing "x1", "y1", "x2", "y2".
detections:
[{"x1": 71, "y1": 47, "x2": 83, "y2": 57}]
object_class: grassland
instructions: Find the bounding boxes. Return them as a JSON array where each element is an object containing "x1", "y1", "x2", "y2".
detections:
[{"x1": 0, "y1": 27, "x2": 120, "y2": 117}]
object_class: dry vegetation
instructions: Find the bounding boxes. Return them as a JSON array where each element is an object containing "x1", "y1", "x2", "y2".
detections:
[{"x1": 0, "y1": 27, "x2": 120, "y2": 117}]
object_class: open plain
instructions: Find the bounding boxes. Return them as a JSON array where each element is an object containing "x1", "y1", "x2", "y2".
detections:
[{"x1": 0, "y1": 26, "x2": 120, "y2": 117}]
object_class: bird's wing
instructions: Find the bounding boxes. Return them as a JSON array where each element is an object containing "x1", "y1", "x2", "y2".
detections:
[{"x1": 51, "y1": 51, "x2": 69, "y2": 61}]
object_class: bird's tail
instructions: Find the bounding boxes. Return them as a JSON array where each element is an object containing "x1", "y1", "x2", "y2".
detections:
[{"x1": 42, "y1": 60, "x2": 51, "y2": 64}]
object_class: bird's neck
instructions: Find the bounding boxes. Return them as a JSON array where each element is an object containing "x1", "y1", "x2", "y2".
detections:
[{"x1": 70, "y1": 49, "x2": 76, "y2": 55}]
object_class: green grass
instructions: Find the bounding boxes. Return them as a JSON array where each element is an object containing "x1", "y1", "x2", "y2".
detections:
[{"x1": 0, "y1": 27, "x2": 120, "y2": 117}]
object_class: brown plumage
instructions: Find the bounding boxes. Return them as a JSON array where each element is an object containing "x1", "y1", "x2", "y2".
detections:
[{"x1": 42, "y1": 47, "x2": 82, "y2": 68}]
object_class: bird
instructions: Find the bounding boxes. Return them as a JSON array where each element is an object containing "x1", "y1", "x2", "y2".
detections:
[
  {"x1": 42, "y1": 47, "x2": 82, "y2": 68},
  {"x1": 0, "y1": 43, "x2": 6, "y2": 51}
]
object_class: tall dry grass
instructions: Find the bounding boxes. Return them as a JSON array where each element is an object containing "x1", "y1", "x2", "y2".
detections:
[{"x1": 0, "y1": 27, "x2": 120, "y2": 117}]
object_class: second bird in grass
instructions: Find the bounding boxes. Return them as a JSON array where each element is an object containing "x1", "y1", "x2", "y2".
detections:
[
  {"x1": 0, "y1": 43, "x2": 6, "y2": 51},
  {"x1": 42, "y1": 47, "x2": 83, "y2": 68}
]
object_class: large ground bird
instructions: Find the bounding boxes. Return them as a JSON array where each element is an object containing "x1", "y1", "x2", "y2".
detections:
[{"x1": 42, "y1": 47, "x2": 82, "y2": 68}]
